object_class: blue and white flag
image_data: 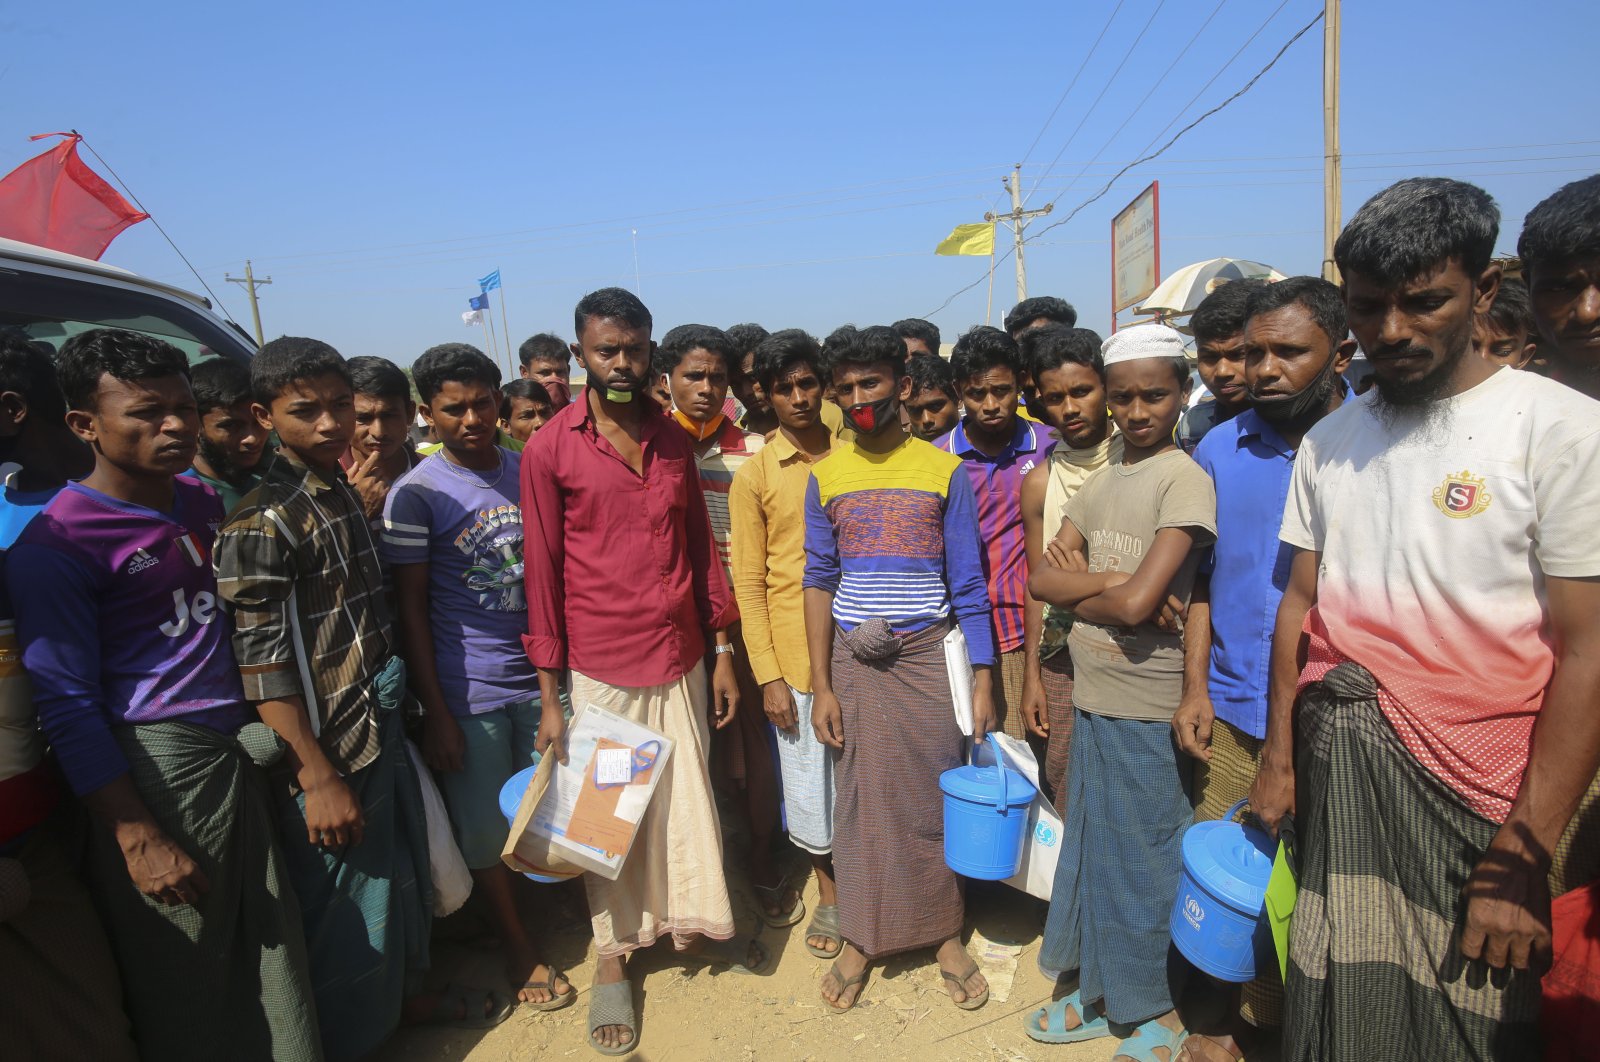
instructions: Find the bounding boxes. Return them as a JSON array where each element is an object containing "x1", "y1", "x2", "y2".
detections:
[
  {"x1": 478, "y1": 269, "x2": 502, "y2": 293},
  {"x1": 468, "y1": 293, "x2": 489, "y2": 311}
]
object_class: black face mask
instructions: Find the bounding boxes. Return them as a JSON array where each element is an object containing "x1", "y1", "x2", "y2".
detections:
[
  {"x1": 1251, "y1": 353, "x2": 1340, "y2": 427},
  {"x1": 843, "y1": 394, "x2": 900, "y2": 436}
]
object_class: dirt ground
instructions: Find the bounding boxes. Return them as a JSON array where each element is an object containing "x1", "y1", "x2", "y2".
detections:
[{"x1": 376, "y1": 829, "x2": 1126, "y2": 1062}]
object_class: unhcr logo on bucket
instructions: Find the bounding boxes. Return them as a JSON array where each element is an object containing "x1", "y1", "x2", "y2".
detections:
[
  {"x1": 1183, "y1": 895, "x2": 1205, "y2": 931},
  {"x1": 1034, "y1": 821, "x2": 1057, "y2": 847}
]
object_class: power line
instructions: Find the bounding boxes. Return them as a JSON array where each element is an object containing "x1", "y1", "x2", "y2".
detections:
[
  {"x1": 1029, "y1": 8, "x2": 1324, "y2": 242},
  {"x1": 1043, "y1": 0, "x2": 1292, "y2": 204},
  {"x1": 923, "y1": 248, "x2": 1016, "y2": 319},
  {"x1": 922, "y1": 6, "x2": 1321, "y2": 319},
  {"x1": 1041, "y1": 0, "x2": 1230, "y2": 201},
  {"x1": 73, "y1": 131, "x2": 238, "y2": 322},
  {"x1": 1015, "y1": 0, "x2": 1127, "y2": 171},
  {"x1": 1023, "y1": 0, "x2": 1171, "y2": 205}
]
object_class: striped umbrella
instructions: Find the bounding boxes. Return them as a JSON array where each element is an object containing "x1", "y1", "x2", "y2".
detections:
[{"x1": 1134, "y1": 258, "x2": 1286, "y2": 317}]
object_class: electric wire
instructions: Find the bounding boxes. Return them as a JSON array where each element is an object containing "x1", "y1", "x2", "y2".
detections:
[{"x1": 73, "y1": 130, "x2": 239, "y2": 322}]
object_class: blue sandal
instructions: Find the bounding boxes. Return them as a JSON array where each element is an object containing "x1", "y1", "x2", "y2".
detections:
[
  {"x1": 1112, "y1": 1017, "x2": 1188, "y2": 1062},
  {"x1": 1023, "y1": 990, "x2": 1111, "y2": 1044}
]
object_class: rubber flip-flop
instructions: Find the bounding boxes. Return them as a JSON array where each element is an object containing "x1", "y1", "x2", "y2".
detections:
[
  {"x1": 821, "y1": 960, "x2": 869, "y2": 1014},
  {"x1": 1113, "y1": 1017, "x2": 1188, "y2": 1062},
  {"x1": 519, "y1": 968, "x2": 575, "y2": 1012},
  {"x1": 1024, "y1": 990, "x2": 1111, "y2": 1044},
  {"x1": 804, "y1": 903, "x2": 843, "y2": 958},
  {"x1": 587, "y1": 980, "x2": 637, "y2": 1057},
  {"x1": 940, "y1": 962, "x2": 990, "y2": 1011},
  {"x1": 755, "y1": 880, "x2": 806, "y2": 928}
]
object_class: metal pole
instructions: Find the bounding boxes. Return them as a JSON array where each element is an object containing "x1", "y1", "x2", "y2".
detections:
[
  {"x1": 497, "y1": 276, "x2": 513, "y2": 378},
  {"x1": 1322, "y1": 0, "x2": 1342, "y2": 283}
]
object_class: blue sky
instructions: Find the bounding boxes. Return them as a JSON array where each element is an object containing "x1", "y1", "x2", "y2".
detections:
[{"x1": 5, "y1": 0, "x2": 1594, "y2": 365}]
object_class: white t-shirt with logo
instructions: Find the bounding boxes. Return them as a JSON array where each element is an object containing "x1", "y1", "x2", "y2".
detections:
[{"x1": 1280, "y1": 367, "x2": 1600, "y2": 819}]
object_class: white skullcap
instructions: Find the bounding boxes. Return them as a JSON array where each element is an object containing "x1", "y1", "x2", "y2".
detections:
[{"x1": 1101, "y1": 323, "x2": 1189, "y2": 367}]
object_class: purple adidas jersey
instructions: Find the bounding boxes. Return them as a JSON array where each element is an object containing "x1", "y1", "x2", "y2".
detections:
[{"x1": 10, "y1": 479, "x2": 251, "y2": 795}]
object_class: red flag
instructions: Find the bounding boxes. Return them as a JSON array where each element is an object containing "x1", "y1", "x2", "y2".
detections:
[{"x1": 0, "y1": 133, "x2": 149, "y2": 260}]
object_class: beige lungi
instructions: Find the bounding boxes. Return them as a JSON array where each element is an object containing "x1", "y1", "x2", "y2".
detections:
[{"x1": 570, "y1": 662, "x2": 736, "y2": 958}]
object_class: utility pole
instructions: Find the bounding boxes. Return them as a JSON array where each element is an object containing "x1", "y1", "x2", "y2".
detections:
[
  {"x1": 225, "y1": 260, "x2": 272, "y2": 347},
  {"x1": 1321, "y1": 0, "x2": 1342, "y2": 283},
  {"x1": 986, "y1": 165, "x2": 1053, "y2": 304}
]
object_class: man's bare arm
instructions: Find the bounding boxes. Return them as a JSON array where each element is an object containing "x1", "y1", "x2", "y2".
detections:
[
  {"x1": 1248, "y1": 548, "x2": 1318, "y2": 836},
  {"x1": 1460, "y1": 574, "x2": 1600, "y2": 972}
]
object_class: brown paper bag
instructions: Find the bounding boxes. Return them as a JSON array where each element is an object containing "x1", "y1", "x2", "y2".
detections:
[{"x1": 499, "y1": 751, "x2": 584, "y2": 880}]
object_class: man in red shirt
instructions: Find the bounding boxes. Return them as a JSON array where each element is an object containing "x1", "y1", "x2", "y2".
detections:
[{"x1": 520, "y1": 288, "x2": 763, "y2": 1057}]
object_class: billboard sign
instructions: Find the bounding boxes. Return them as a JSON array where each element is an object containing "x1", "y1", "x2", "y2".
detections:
[{"x1": 1111, "y1": 181, "x2": 1161, "y2": 315}]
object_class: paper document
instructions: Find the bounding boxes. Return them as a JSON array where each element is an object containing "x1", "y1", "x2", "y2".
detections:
[{"x1": 501, "y1": 705, "x2": 673, "y2": 880}]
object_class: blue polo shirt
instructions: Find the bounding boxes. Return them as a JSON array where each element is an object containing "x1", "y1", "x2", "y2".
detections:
[{"x1": 1192, "y1": 384, "x2": 1349, "y2": 738}]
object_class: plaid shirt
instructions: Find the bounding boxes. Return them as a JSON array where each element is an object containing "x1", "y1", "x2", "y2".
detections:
[{"x1": 215, "y1": 450, "x2": 393, "y2": 775}]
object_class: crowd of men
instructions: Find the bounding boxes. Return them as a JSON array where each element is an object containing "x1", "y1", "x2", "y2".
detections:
[{"x1": 0, "y1": 172, "x2": 1597, "y2": 1062}]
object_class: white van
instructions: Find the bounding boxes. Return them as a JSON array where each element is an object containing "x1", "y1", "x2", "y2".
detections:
[{"x1": 0, "y1": 238, "x2": 255, "y2": 364}]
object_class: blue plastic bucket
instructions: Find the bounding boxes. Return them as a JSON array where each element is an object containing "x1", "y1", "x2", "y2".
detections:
[
  {"x1": 939, "y1": 742, "x2": 1037, "y2": 880},
  {"x1": 1170, "y1": 799, "x2": 1275, "y2": 981},
  {"x1": 498, "y1": 760, "x2": 566, "y2": 884}
]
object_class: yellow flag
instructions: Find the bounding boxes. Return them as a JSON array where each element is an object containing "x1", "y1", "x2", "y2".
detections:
[{"x1": 936, "y1": 222, "x2": 995, "y2": 256}]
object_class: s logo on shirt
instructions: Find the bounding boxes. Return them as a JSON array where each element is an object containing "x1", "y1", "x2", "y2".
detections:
[
  {"x1": 1432, "y1": 470, "x2": 1492, "y2": 519},
  {"x1": 159, "y1": 588, "x2": 218, "y2": 638}
]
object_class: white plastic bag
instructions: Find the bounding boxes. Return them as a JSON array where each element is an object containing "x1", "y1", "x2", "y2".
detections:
[
  {"x1": 405, "y1": 739, "x2": 474, "y2": 917},
  {"x1": 945, "y1": 625, "x2": 975, "y2": 736},
  {"x1": 973, "y1": 733, "x2": 1062, "y2": 901}
]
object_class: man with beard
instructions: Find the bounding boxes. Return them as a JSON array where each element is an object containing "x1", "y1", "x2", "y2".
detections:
[
  {"x1": 1171, "y1": 277, "x2": 1352, "y2": 1062},
  {"x1": 183, "y1": 356, "x2": 266, "y2": 515},
  {"x1": 1256, "y1": 178, "x2": 1600, "y2": 1062},
  {"x1": 1521, "y1": 174, "x2": 1600, "y2": 397},
  {"x1": 521, "y1": 288, "x2": 757, "y2": 1056}
]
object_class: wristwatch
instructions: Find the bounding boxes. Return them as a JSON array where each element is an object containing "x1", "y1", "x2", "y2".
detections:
[{"x1": 714, "y1": 643, "x2": 736, "y2": 656}]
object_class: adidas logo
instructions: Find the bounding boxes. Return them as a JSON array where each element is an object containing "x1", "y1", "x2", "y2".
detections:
[{"x1": 126, "y1": 548, "x2": 160, "y2": 574}]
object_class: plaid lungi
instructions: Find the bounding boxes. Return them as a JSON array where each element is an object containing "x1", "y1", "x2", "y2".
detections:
[
  {"x1": 93, "y1": 720, "x2": 321, "y2": 1062},
  {"x1": 1284, "y1": 662, "x2": 1540, "y2": 1062},
  {"x1": 1039, "y1": 709, "x2": 1193, "y2": 1025},
  {"x1": 832, "y1": 618, "x2": 964, "y2": 959},
  {"x1": 1038, "y1": 650, "x2": 1076, "y2": 819},
  {"x1": 273, "y1": 660, "x2": 432, "y2": 1062},
  {"x1": 1190, "y1": 717, "x2": 1282, "y2": 1029}
]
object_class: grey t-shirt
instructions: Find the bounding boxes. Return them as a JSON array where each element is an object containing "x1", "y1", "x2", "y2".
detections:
[{"x1": 1064, "y1": 449, "x2": 1218, "y2": 721}]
